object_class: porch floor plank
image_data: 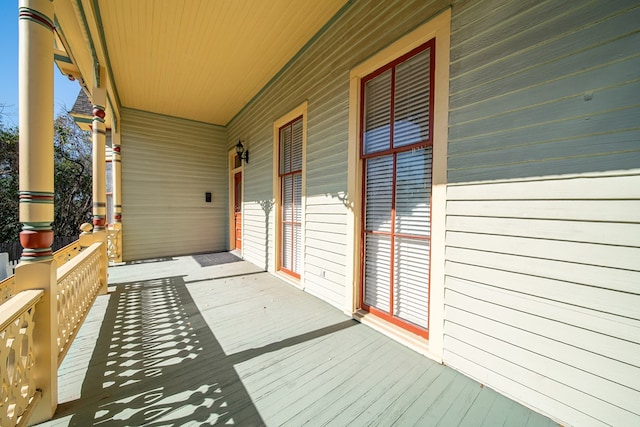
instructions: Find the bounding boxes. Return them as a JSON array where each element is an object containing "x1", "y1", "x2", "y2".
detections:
[
  {"x1": 457, "y1": 385, "x2": 501, "y2": 427},
  {"x1": 34, "y1": 254, "x2": 556, "y2": 426}
]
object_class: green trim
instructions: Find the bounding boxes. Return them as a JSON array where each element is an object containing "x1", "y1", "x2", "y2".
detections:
[
  {"x1": 54, "y1": 17, "x2": 86, "y2": 91},
  {"x1": 226, "y1": 0, "x2": 356, "y2": 127},
  {"x1": 19, "y1": 7, "x2": 54, "y2": 26},
  {"x1": 20, "y1": 199, "x2": 53, "y2": 204},
  {"x1": 22, "y1": 248, "x2": 51, "y2": 253},
  {"x1": 19, "y1": 191, "x2": 54, "y2": 196},
  {"x1": 19, "y1": 191, "x2": 54, "y2": 204},
  {"x1": 21, "y1": 255, "x2": 53, "y2": 262},
  {"x1": 20, "y1": 15, "x2": 54, "y2": 31},
  {"x1": 107, "y1": 94, "x2": 118, "y2": 132},
  {"x1": 122, "y1": 107, "x2": 227, "y2": 129},
  {"x1": 71, "y1": 115, "x2": 92, "y2": 124},
  {"x1": 75, "y1": 0, "x2": 100, "y2": 88},
  {"x1": 19, "y1": 7, "x2": 54, "y2": 31},
  {"x1": 54, "y1": 53, "x2": 73, "y2": 64},
  {"x1": 94, "y1": 62, "x2": 100, "y2": 88},
  {"x1": 22, "y1": 222, "x2": 53, "y2": 231},
  {"x1": 92, "y1": 0, "x2": 122, "y2": 112}
]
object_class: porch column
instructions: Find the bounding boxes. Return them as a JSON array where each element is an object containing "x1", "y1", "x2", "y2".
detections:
[
  {"x1": 17, "y1": 0, "x2": 54, "y2": 262},
  {"x1": 112, "y1": 129, "x2": 122, "y2": 224},
  {"x1": 91, "y1": 83, "x2": 107, "y2": 241},
  {"x1": 15, "y1": 0, "x2": 58, "y2": 423},
  {"x1": 111, "y1": 126, "x2": 123, "y2": 262}
]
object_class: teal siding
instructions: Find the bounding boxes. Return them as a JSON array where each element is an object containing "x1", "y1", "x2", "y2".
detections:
[
  {"x1": 448, "y1": 0, "x2": 640, "y2": 182},
  {"x1": 227, "y1": 0, "x2": 452, "y2": 307},
  {"x1": 445, "y1": 1, "x2": 640, "y2": 426},
  {"x1": 223, "y1": 0, "x2": 639, "y2": 425}
]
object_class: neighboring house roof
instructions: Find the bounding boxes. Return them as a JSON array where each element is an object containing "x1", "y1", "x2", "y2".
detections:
[{"x1": 69, "y1": 89, "x2": 92, "y2": 131}]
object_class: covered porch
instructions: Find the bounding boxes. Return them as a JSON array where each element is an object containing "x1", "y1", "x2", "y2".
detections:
[
  {"x1": 38, "y1": 254, "x2": 554, "y2": 426},
  {"x1": 8, "y1": 0, "x2": 639, "y2": 425}
]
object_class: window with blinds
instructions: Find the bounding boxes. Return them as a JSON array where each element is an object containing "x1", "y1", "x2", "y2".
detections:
[
  {"x1": 279, "y1": 116, "x2": 303, "y2": 278},
  {"x1": 361, "y1": 40, "x2": 434, "y2": 338}
]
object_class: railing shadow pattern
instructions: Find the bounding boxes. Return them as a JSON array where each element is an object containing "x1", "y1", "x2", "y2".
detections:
[{"x1": 55, "y1": 275, "x2": 265, "y2": 426}]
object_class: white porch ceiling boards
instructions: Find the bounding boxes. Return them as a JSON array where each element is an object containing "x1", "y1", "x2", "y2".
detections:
[{"x1": 96, "y1": 0, "x2": 348, "y2": 125}]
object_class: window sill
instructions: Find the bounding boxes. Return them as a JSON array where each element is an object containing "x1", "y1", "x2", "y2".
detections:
[
  {"x1": 274, "y1": 270, "x2": 302, "y2": 290},
  {"x1": 352, "y1": 309, "x2": 442, "y2": 364}
]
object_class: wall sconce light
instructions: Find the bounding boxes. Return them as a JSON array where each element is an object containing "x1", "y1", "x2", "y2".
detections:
[{"x1": 235, "y1": 140, "x2": 249, "y2": 164}]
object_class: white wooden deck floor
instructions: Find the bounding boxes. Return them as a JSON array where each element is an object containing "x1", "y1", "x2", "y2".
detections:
[{"x1": 36, "y1": 254, "x2": 556, "y2": 426}]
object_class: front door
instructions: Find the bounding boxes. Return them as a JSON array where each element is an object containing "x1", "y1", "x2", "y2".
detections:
[{"x1": 234, "y1": 171, "x2": 242, "y2": 250}]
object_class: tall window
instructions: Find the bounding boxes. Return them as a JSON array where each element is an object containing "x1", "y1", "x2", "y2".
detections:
[
  {"x1": 279, "y1": 116, "x2": 303, "y2": 277},
  {"x1": 361, "y1": 40, "x2": 434, "y2": 337}
]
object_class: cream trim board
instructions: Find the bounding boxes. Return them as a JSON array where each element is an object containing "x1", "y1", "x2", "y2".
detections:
[
  {"x1": 346, "y1": 9, "x2": 451, "y2": 362},
  {"x1": 272, "y1": 101, "x2": 308, "y2": 284},
  {"x1": 228, "y1": 148, "x2": 243, "y2": 252}
]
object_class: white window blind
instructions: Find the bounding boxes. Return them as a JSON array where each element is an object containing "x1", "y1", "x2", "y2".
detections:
[
  {"x1": 365, "y1": 155, "x2": 393, "y2": 233},
  {"x1": 291, "y1": 119, "x2": 303, "y2": 171},
  {"x1": 395, "y1": 148, "x2": 432, "y2": 236},
  {"x1": 280, "y1": 125, "x2": 291, "y2": 174},
  {"x1": 394, "y1": 237, "x2": 429, "y2": 328},
  {"x1": 363, "y1": 70, "x2": 392, "y2": 155},
  {"x1": 394, "y1": 48, "x2": 431, "y2": 148},
  {"x1": 361, "y1": 41, "x2": 433, "y2": 334},
  {"x1": 364, "y1": 234, "x2": 391, "y2": 309},
  {"x1": 279, "y1": 116, "x2": 304, "y2": 277}
]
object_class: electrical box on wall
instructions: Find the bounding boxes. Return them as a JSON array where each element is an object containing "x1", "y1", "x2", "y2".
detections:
[{"x1": 205, "y1": 192, "x2": 212, "y2": 203}]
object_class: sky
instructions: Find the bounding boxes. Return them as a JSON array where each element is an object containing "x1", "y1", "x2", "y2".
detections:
[{"x1": 0, "y1": 1, "x2": 81, "y2": 127}]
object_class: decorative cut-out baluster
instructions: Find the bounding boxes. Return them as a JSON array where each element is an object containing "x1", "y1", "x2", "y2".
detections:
[
  {"x1": 56, "y1": 244, "x2": 103, "y2": 362},
  {"x1": 0, "y1": 296, "x2": 39, "y2": 426}
]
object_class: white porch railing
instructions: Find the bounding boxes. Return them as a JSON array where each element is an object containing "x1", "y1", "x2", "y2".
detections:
[{"x1": 0, "y1": 236, "x2": 107, "y2": 426}]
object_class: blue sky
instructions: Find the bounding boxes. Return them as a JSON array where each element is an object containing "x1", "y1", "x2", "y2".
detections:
[{"x1": 0, "y1": 1, "x2": 81, "y2": 127}]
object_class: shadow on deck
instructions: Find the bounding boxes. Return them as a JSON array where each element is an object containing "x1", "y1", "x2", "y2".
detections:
[{"x1": 37, "y1": 253, "x2": 556, "y2": 426}]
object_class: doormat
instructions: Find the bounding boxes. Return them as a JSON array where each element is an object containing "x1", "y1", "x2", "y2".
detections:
[{"x1": 192, "y1": 252, "x2": 242, "y2": 268}]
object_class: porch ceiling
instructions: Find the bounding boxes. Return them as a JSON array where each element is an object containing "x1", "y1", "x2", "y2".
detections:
[{"x1": 76, "y1": 0, "x2": 348, "y2": 126}]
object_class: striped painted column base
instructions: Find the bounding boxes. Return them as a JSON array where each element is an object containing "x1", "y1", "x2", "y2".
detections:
[{"x1": 19, "y1": 229, "x2": 54, "y2": 261}]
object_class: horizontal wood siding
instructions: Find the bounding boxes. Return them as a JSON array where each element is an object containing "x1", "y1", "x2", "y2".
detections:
[
  {"x1": 445, "y1": 1, "x2": 640, "y2": 425},
  {"x1": 448, "y1": 0, "x2": 640, "y2": 182},
  {"x1": 121, "y1": 108, "x2": 227, "y2": 261},
  {"x1": 444, "y1": 177, "x2": 640, "y2": 426},
  {"x1": 227, "y1": 0, "x2": 452, "y2": 307}
]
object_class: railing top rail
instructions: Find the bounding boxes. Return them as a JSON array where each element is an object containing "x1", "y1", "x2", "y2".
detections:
[
  {"x1": 0, "y1": 275, "x2": 16, "y2": 302},
  {"x1": 54, "y1": 239, "x2": 81, "y2": 253},
  {"x1": 52, "y1": 239, "x2": 82, "y2": 265},
  {"x1": 0, "y1": 289, "x2": 44, "y2": 331},
  {"x1": 0, "y1": 275, "x2": 14, "y2": 288},
  {"x1": 56, "y1": 241, "x2": 102, "y2": 282}
]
